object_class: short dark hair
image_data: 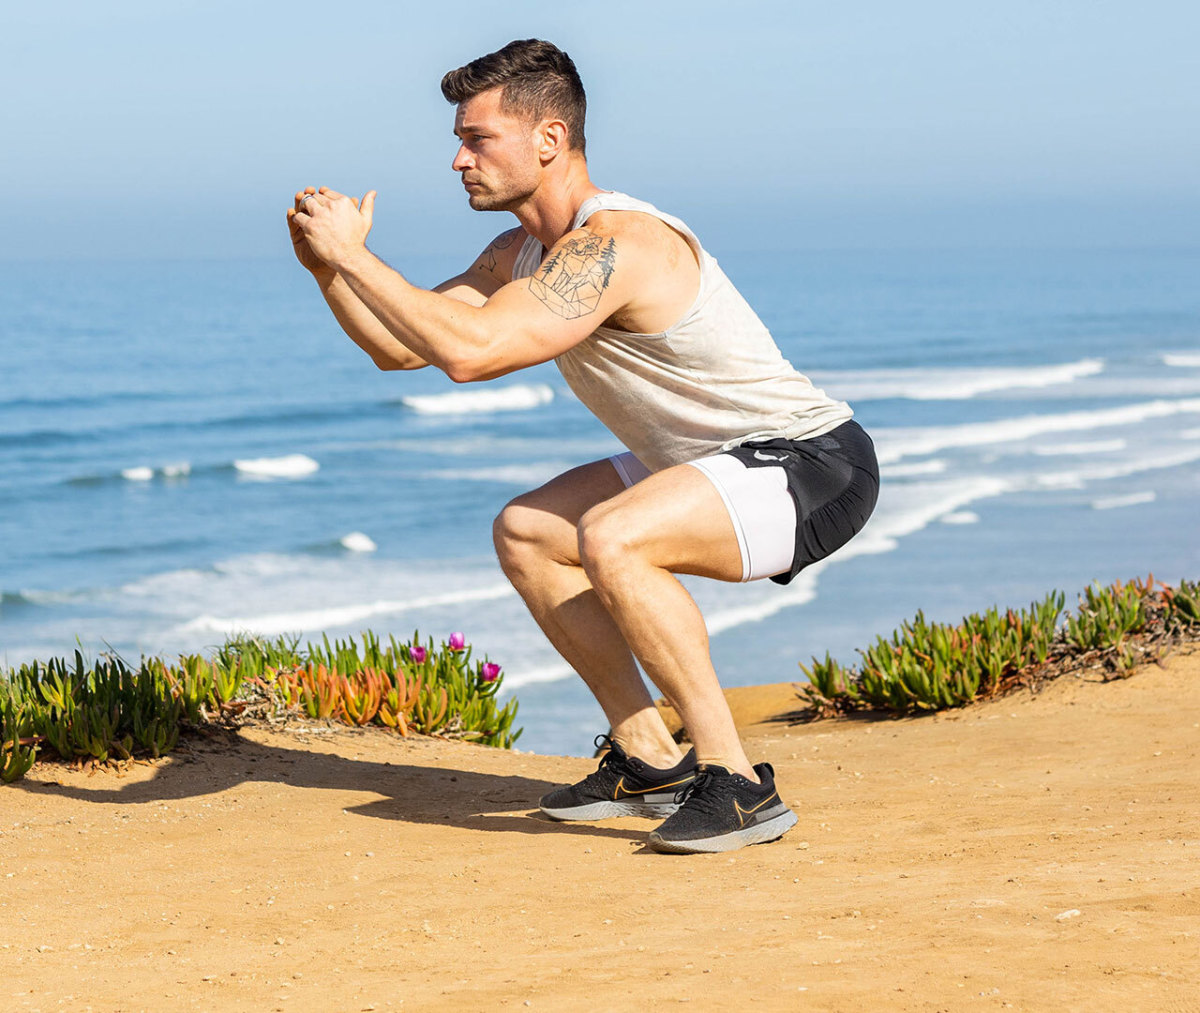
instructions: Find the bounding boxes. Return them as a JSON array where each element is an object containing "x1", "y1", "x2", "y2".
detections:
[{"x1": 441, "y1": 39, "x2": 587, "y2": 155}]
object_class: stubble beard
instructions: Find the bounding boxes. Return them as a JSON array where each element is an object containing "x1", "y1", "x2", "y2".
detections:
[{"x1": 464, "y1": 175, "x2": 536, "y2": 214}]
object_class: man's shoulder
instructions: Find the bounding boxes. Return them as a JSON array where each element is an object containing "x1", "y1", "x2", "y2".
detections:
[{"x1": 572, "y1": 209, "x2": 695, "y2": 268}]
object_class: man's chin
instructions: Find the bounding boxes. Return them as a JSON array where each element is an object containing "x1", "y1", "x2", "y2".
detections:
[{"x1": 468, "y1": 193, "x2": 510, "y2": 212}]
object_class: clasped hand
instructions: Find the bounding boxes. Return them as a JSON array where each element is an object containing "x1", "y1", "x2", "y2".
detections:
[{"x1": 287, "y1": 186, "x2": 377, "y2": 273}]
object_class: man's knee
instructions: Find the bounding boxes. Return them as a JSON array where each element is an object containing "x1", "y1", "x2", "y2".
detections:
[
  {"x1": 493, "y1": 496, "x2": 563, "y2": 574},
  {"x1": 577, "y1": 503, "x2": 637, "y2": 579}
]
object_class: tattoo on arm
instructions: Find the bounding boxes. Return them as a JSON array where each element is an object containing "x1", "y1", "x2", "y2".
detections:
[
  {"x1": 478, "y1": 228, "x2": 521, "y2": 274},
  {"x1": 529, "y1": 232, "x2": 618, "y2": 319}
]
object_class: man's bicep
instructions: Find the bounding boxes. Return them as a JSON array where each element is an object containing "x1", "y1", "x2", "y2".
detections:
[
  {"x1": 524, "y1": 228, "x2": 621, "y2": 321},
  {"x1": 469, "y1": 228, "x2": 629, "y2": 375}
]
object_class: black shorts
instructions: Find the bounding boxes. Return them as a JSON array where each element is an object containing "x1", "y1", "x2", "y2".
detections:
[{"x1": 726, "y1": 419, "x2": 880, "y2": 585}]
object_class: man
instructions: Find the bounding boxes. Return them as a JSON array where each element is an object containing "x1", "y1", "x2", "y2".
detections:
[{"x1": 288, "y1": 39, "x2": 878, "y2": 854}]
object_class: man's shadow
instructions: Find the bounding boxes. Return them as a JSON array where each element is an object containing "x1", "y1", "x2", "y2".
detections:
[{"x1": 11, "y1": 728, "x2": 644, "y2": 842}]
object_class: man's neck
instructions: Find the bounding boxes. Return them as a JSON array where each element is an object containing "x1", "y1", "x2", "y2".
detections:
[{"x1": 512, "y1": 161, "x2": 605, "y2": 251}]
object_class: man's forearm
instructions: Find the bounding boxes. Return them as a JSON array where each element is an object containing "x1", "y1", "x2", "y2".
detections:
[
  {"x1": 316, "y1": 269, "x2": 429, "y2": 371},
  {"x1": 336, "y1": 250, "x2": 497, "y2": 382}
]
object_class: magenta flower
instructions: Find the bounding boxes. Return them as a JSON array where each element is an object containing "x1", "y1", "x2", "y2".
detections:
[
  {"x1": 409, "y1": 645, "x2": 427, "y2": 664},
  {"x1": 448, "y1": 632, "x2": 466, "y2": 651},
  {"x1": 481, "y1": 662, "x2": 501, "y2": 682}
]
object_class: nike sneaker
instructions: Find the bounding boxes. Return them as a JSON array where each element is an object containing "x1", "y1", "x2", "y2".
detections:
[
  {"x1": 539, "y1": 735, "x2": 698, "y2": 821},
  {"x1": 647, "y1": 762, "x2": 797, "y2": 854}
]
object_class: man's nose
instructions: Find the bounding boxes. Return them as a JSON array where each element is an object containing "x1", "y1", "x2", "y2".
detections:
[{"x1": 452, "y1": 145, "x2": 473, "y2": 172}]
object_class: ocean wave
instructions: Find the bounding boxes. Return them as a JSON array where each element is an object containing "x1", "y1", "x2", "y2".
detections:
[
  {"x1": 1031, "y1": 446, "x2": 1200, "y2": 490},
  {"x1": 880, "y1": 459, "x2": 947, "y2": 478},
  {"x1": 232, "y1": 454, "x2": 319, "y2": 479},
  {"x1": 178, "y1": 582, "x2": 516, "y2": 637},
  {"x1": 873, "y1": 398, "x2": 1200, "y2": 465},
  {"x1": 1162, "y1": 352, "x2": 1200, "y2": 368},
  {"x1": 816, "y1": 358, "x2": 1104, "y2": 402},
  {"x1": 1092, "y1": 491, "x2": 1156, "y2": 511},
  {"x1": 400, "y1": 383, "x2": 555, "y2": 415},
  {"x1": 339, "y1": 532, "x2": 377, "y2": 552},
  {"x1": 940, "y1": 511, "x2": 980, "y2": 525},
  {"x1": 422, "y1": 463, "x2": 574, "y2": 486},
  {"x1": 1031, "y1": 440, "x2": 1126, "y2": 456}
]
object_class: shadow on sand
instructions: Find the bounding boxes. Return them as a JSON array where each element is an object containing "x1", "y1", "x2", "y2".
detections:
[{"x1": 11, "y1": 727, "x2": 647, "y2": 843}]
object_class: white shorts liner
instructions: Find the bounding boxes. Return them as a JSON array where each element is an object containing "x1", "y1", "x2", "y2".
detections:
[{"x1": 609, "y1": 451, "x2": 797, "y2": 582}]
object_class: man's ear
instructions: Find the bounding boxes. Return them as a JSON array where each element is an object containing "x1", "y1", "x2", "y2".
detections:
[{"x1": 537, "y1": 119, "x2": 570, "y2": 163}]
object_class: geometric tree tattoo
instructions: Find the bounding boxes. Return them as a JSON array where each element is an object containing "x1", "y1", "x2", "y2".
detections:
[{"x1": 529, "y1": 231, "x2": 618, "y2": 319}]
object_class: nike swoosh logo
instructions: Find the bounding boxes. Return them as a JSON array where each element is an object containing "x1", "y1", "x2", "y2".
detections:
[
  {"x1": 733, "y1": 793, "x2": 779, "y2": 827},
  {"x1": 753, "y1": 451, "x2": 786, "y2": 462}
]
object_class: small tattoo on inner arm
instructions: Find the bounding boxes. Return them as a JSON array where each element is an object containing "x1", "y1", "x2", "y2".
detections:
[
  {"x1": 478, "y1": 228, "x2": 521, "y2": 274},
  {"x1": 529, "y1": 232, "x2": 618, "y2": 319}
]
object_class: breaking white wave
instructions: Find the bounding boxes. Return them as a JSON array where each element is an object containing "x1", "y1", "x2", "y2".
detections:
[
  {"x1": 1162, "y1": 352, "x2": 1200, "y2": 368},
  {"x1": 873, "y1": 398, "x2": 1200, "y2": 465},
  {"x1": 1032, "y1": 440, "x2": 1127, "y2": 456},
  {"x1": 940, "y1": 511, "x2": 980, "y2": 525},
  {"x1": 233, "y1": 454, "x2": 319, "y2": 479},
  {"x1": 339, "y1": 532, "x2": 377, "y2": 552},
  {"x1": 401, "y1": 383, "x2": 554, "y2": 415},
  {"x1": 1092, "y1": 491, "x2": 1156, "y2": 511},
  {"x1": 817, "y1": 358, "x2": 1104, "y2": 402},
  {"x1": 120, "y1": 466, "x2": 154, "y2": 481},
  {"x1": 423, "y1": 463, "x2": 574, "y2": 486},
  {"x1": 881, "y1": 459, "x2": 948, "y2": 478},
  {"x1": 1032, "y1": 446, "x2": 1200, "y2": 489},
  {"x1": 179, "y1": 582, "x2": 516, "y2": 637}
]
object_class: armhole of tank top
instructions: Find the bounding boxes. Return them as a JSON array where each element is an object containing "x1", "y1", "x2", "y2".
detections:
[
  {"x1": 569, "y1": 197, "x2": 709, "y2": 340},
  {"x1": 513, "y1": 234, "x2": 544, "y2": 281}
]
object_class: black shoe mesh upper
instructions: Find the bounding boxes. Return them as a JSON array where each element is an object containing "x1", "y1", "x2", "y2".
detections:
[
  {"x1": 540, "y1": 735, "x2": 697, "y2": 809},
  {"x1": 655, "y1": 762, "x2": 787, "y2": 841}
]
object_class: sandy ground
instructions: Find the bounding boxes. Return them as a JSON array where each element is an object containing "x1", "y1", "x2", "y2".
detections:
[{"x1": 2, "y1": 651, "x2": 1198, "y2": 1013}]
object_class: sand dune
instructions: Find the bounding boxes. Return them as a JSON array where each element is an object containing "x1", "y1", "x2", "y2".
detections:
[{"x1": 3, "y1": 650, "x2": 1197, "y2": 1010}]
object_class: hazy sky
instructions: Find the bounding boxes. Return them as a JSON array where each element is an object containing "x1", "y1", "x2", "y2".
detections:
[{"x1": 3, "y1": 0, "x2": 1197, "y2": 259}]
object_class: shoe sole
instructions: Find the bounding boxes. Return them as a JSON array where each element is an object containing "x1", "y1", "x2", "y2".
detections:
[
  {"x1": 539, "y1": 800, "x2": 681, "y2": 821},
  {"x1": 646, "y1": 808, "x2": 799, "y2": 854}
]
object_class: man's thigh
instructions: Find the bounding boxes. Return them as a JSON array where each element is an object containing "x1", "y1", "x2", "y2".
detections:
[
  {"x1": 497, "y1": 458, "x2": 628, "y2": 565},
  {"x1": 580, "y1": 462, "x2": 746, "y2": 582}
]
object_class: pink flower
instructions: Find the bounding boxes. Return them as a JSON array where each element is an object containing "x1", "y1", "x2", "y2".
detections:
[
  {"x1": 481, "y1": 662, "x2": 501, "y2": 682},
  {"x1": 448, "y1": 632, "x2": 466, "y2": 651},
  {"x1": 409, "y1": 645, "x2": 427, "y2": 664}
]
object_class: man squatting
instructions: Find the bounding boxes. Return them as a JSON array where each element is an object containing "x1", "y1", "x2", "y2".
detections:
[{"x1": 288, "y1": 39, "x2": 879, "y2": 854}]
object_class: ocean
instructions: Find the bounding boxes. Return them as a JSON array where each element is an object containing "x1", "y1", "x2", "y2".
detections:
[{"x1": 2, "y1": 247, "x2": 1199, "y2": 756}]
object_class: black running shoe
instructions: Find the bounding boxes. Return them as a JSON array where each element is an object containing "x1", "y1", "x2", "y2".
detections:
[
  {"x1": 647, "y1": 762, "x2": 798, "y2": 854},
  {"x1": 539, "y1": 735, "x2": 698, "y2": 821}
]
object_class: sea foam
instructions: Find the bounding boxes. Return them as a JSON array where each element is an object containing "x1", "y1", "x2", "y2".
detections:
[
  {"x1": 233, "y1": 454, "x2": 319, "y2": 479},
  {"x1": 180, "y1": 582, "x2": 516, "y2": 637},
  {"x1": 339, "y1": 532, "x2": 377, "y2": 552},
  {"x1": 1092, "y1": 491, "x2": 1156, "y2": 510},
  {"x1": 401, "y1": 383, "x2": 554, "y2": 415},
  {"x1": 1162, "y1": 352, "x2": 1200, "y2": 368},
  {"x1": 816, "y1": 358, "x2": 1104, "y2": 402},
  {"x1": 873, "y1": 398, "x2": 1200, "y2": 465}
]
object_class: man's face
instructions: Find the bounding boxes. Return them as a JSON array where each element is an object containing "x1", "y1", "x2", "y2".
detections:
[{"x1": 452, "y1": 87, "x2": 541, "y2": 212}]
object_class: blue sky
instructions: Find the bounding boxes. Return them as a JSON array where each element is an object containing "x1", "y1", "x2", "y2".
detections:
[{"x1": 3, "y1": 0, "x2": 1197, "y2": 259}]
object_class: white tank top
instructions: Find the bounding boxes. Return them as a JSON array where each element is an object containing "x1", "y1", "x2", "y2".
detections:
[{"x1": 512, "y1": 191, "x2": 852, "y2": 472}]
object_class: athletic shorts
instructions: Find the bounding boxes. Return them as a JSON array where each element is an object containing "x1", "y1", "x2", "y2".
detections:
[{"x1": 609, "y1": 419, "x2": 879, "y2": 585}]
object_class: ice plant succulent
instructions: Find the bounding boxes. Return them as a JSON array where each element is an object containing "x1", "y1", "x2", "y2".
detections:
[
  {"x1": 481, "y1": 662, "x2": 501, "y2": 682},
  {"x1": 409, "y1": 645, "x2": 427, "y2": 664},
  {"x1": 448, "y1": 632, "x2": 466, "y2": 651}
]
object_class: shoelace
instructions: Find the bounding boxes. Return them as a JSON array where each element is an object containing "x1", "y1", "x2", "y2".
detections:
[
  {"x1": 673, "y1": 768, "x2": 718, "y2": 808},
  {"x1": 578, "y1": 734, "x2": 626, "y2": 790}
]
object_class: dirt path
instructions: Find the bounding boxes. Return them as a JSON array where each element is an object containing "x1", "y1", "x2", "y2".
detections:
[{"x1": 2, "y1": 652, "x2": 1197, "y2": 1011}]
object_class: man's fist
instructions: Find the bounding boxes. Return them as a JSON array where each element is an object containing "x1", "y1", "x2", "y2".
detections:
[{"x1": 290, "y1": 186, "x2": 377, "y2": 273}]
